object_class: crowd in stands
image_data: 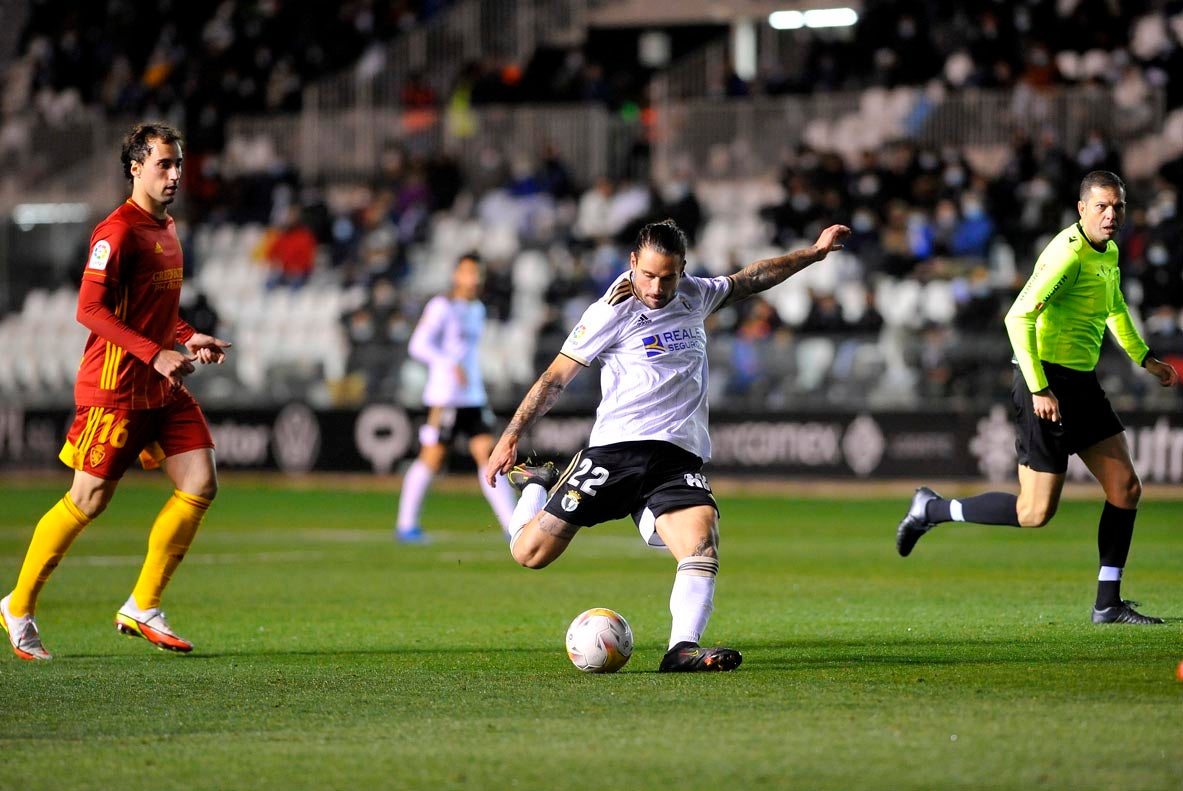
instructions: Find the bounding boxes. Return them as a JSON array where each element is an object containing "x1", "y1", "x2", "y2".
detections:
[
  {"x1": 212, "y1": 125, "x2": 1176, "y2": 412},
  {"x1": 3, "y1": 1, "x2": 1183, "y2": 412},
  {"x1": 723, "y1": 0, "x2": 1183, "y2": 113},
  {"x1": 1, "y1": 0, "x2": 449, "y2": 170}
]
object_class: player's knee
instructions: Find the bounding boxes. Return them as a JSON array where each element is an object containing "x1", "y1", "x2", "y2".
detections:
[
  {"x1": 69, "y1": 484, "x2": 114, "y2": 518},
  {"x1": 185, "y1": 475, "x2": 218, "y2": 502},
  {"x1": 511, "y1": 543, "x2": 553, "y2": 570},
  {"x1": 1017, "y1": 501, "x2": 1055, "y2": 527},
  {"x1": 71, "y1": 490, "x2": 111, "y2": 519},
  {"x1": 1112, "y1": 474, "x2": 1141, "y2": 509},
  {"x1": 1128, "y1": 476, "x2": 1142, "y2": 507}
]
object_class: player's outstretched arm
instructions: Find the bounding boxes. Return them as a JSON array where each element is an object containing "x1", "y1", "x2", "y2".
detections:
[
  {"x1": 184, "y1": 333, "x2": 233, "y2": 364},
  {"x1": 485, "y1": 354, "x2": 583, "y2": 486},
  {"x1": 1145, "y1": 357, "x2": 1179, "y2": 387},
  {"x1": 723, "y1": 223, "x2": 851, "y2": 307}
]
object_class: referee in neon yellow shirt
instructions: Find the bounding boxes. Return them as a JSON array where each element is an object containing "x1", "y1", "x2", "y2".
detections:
[{"x1": 897, "y1": 171, "x2": 1179, "y2": 624}]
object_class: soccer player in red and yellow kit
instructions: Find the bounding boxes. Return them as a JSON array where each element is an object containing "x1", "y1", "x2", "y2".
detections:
[{"x1": 1, "y1": 123, "x2": 231, "y2": 660}]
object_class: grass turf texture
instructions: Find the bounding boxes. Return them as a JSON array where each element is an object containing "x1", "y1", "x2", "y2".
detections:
[{"x1": 1, "y1": 473, "x2": 1181, "y2": 791}]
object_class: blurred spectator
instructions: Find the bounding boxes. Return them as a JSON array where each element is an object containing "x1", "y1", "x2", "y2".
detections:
[
  {"x1": 952, "y1": 192, "x2": 994, "y2": 259},
  {"x1": 263, "y1": 206, "x2": 318, "y2": 289},
  {"x1": 800, "y1": 291, "x2": 846, "y2": 335},
  {"x1": 574, "y1": 177, "x2": 616, "y2": 243},
  {"x1": 538, "y1": 144, "x2": 577, "y2": 200},
  {"x1": 482, "y1": 257, "x2": 514, "y2": 322},
  {"x1": 425, "y1": 151, "x2": 464, "y2": 211},
  {"x1": 849, "y1": 290, "x2": 885, "y2": 335},
  {"x1": 916, "y1": 323, "x2": 955, "y2": 399},
  {"x1": 445, "y1": 61, "x2": 480, "y2": 141},
  {"x1": 726, "y1": 298, "x2": 782, "y2": 397},
  {"x1": 353, "y1": 200, "x2": 403, "y2": 284},
  {"x1": 401, "y1": 71, "x2": 438, "y2": 108},
  {"x1": 181, "y1": 291, "x2": 220, "y2": 336}
]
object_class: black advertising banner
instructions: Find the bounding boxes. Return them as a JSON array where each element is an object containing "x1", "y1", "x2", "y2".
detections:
[{"x1": 2, "y1": 404, "x2": 1182, "y2": 483}]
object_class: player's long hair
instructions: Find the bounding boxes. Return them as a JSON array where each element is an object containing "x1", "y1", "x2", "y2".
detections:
[
  {"x1": 635, "y1": 219, "x2": 688, "y2": 261},
  {"x1": 1079, "y1": 170, "x2": 1124, "y2": 201},
  {"x1": 121, "y1": 122, "x2": 184, "y2": 181}
]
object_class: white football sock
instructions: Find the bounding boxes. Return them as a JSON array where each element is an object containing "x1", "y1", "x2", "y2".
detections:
[
  {"x1": 949, "y1": 499, "x2": 965, "y2": 522},
  {"x1": 479, "y1": 472, "x2": 519, "y2": 534},
  {"x1": 508, "y1": 482, "x2": 549, "y2": 549},
  {"x1": 668, "y1": 555, "x2": 718, "y2": 649},
  {"x1": 1098, "y1": 565, "x2": 1122, "y2": 582},
  {"x1": 396, "y1": 460, "x2": 434, "y2": 532}
]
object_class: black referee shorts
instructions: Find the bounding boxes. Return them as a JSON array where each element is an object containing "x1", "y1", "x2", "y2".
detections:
[{"x1": 1011, "y1": 362, "x2": 1125, "y2": 474}]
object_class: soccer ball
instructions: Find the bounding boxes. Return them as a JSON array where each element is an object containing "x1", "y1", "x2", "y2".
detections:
[{"x1": 565, "y1": 607, "x2": 634, "y2": 673}]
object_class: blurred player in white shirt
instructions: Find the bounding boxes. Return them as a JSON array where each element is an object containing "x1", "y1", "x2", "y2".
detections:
[{"x1": 395, "y1": 254, "x2": 517, "y2": 542}]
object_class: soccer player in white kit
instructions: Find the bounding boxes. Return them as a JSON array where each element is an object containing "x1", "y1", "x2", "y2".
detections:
[
  {"x1": 486, "y1": 219, "x2": 851, "y2": 671},
  {"x1": 396, "y1": 253, "x2": 518, "y2": 543}
]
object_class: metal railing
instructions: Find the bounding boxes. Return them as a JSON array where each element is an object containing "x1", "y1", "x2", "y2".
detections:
[
  {"x1": 308, "y1": 0, "x2": 590, "y2": 113},
  {"x1": 651, "y1": 86, "x2": 1166, "y2": 180},
  {"x1": 0, "y1": 112, "x2": 130, "y2": 212},
  {"x1": 227, "y1": 102, "x2": 639, "y2": 187}
]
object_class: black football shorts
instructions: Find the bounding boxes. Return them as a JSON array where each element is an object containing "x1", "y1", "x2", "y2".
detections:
[
  {"x1": 542, "y1": 440, "x2": 718, "y2": 546},
  {"x1": 1011, "y1": 362, "x2": 1125, "y2": 474}
]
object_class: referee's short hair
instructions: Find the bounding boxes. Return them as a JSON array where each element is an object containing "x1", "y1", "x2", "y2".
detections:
[
  {"x1": 1079, "y1": 170, "x2": 1125, "y2": 201},
  {"x1": 635, "y1": 219, "x2": 688, "y2": 261}
]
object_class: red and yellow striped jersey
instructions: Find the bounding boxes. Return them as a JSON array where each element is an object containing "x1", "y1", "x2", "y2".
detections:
[{"x1": 74, "y1": 199, "x2": 195, "y2": 409}]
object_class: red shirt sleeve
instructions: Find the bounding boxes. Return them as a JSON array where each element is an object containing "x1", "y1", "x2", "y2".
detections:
[
  {"x1": 176, "y1": 319, "x2": 196, "y2": 344},
  {"x1": 76, "y1": 278, "x2": 163, "y2": 365}
]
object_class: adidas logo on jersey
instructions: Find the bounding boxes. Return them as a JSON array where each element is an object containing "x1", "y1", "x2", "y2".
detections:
[{"x1": 636, "y1": 314, "x2": 651, "y2": 325}]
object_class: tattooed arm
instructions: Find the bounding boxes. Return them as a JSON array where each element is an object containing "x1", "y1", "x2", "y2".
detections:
[
  {"x1": 722, "y1": 223, "x2": 851, "y2": 308},
  {"x1": 485, "y1": 353, "x2": 584, "y2": 485}
]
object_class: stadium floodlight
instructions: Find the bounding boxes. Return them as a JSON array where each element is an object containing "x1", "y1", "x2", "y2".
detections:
[
  {"x1": 804, "y1": 8, "x2": 858, "y2": 27},
  {"x1": 13, "y1": 202, "x2": 90, "y2": 230},
  {"x1": 768, "y1": 10, "x2": 805, "y2": 29},
  {"x1": 769, "y1": 7, "x2": 858, "y2": 30}
]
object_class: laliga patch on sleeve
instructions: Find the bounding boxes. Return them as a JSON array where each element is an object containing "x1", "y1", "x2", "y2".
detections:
[{"x1": 87, "y1": 240, "x2": 111, "y2": 271}]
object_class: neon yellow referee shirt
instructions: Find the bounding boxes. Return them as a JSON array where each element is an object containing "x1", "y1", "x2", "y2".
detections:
[{"x1": 1004, "y1": 222, "x2": 1150, "y2": 393}]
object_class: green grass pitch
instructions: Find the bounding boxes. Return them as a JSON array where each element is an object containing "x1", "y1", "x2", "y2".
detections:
[{"x1": 1, "y1": 473, "x2": 1181, "y2": 790}]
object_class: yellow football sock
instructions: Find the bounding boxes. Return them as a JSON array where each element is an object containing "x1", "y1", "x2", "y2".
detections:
[
  {"x1": 131, "y1": 490, "x2": 211, "y2": 611},
  {"x1": 9, "y1": 494, "x2": 92, "y2": 617}
]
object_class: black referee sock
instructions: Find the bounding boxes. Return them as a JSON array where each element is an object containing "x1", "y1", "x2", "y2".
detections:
[
  {"x1": 1096, "y1": 501, "x2": 1136, "y2": 609},
  {"x1": 925, "y1": 492, "x2": 1020, "y2": 526}
]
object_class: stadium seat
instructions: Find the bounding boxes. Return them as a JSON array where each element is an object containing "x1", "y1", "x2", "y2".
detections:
[
  {"x1": 512, "y1": 250, "x2": 552, "y2": 294},
  {"x1": 922, "y1": 280, "x2": 957, "y2": 324},
  {"x1": 768, "y1": 280, "x2": 811, "y2": 327},
  {"x1": 795, "y1": 337, "x2": 835, "y2": 392},
  {"x1": 835, "y1": 281, "x2": 868, "y2": 323},
  {"x1": 875, "y1": 278, "x2": 923, "y2": 328}
]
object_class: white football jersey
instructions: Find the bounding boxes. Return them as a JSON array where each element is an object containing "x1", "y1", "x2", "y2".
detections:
[
  {"x1": 561, "y1": 270, "x2": 733, "y2": 461},
  {"x1": 408, "y1": 295, "x2": 488, "y2": 407}
]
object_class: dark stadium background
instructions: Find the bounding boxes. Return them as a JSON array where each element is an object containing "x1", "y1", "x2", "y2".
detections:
[{"x1": 2, "y1": 0, "x2": 1181, "y2": 483}]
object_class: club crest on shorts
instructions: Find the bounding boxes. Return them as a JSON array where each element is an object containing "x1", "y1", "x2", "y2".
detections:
[
  {"x1": 88, "y1": 444, "x2": 106, "y2": 468},
  {"x1": 560, "y1": 488, "x2": 582, "y2": 513}
]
